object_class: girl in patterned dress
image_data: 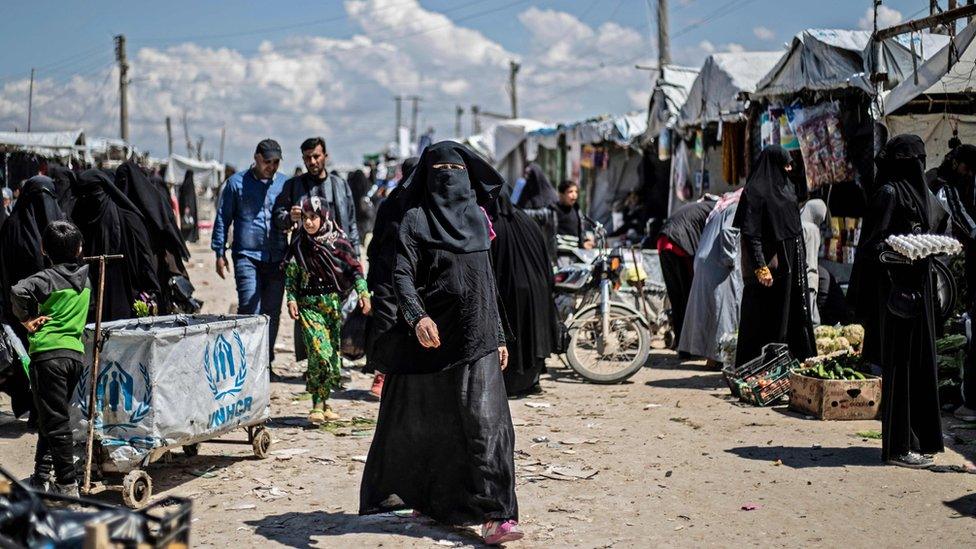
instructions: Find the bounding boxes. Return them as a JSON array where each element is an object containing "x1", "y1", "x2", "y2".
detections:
[{"x1": 285, "y1": 196, "x2": 371, "y2": 424}]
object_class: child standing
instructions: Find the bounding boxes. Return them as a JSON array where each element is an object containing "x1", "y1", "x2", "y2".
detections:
[
  {"x1": 11, "y1": 221, "x2": 91, "y2": 496},
  {"x1": 285, "y1": 196, "x2": 370, "y2": 424}
]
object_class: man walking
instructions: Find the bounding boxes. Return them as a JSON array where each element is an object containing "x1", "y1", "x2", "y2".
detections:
[
  {"x1": 273, "y1": 137, "x2": 360, "y2": 250},
  {"x1": 212, "y1": 139, "x2": 288, "y2": 374}
]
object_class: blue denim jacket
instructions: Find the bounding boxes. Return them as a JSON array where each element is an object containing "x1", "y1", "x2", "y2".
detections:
[{"x1": 211, "y1": 169, "x2": 288, "y2": 263}]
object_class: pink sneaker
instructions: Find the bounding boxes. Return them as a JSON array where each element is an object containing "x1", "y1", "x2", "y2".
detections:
[{"x1": 482, "y1": 519, "x2": 523, "y2": 545}]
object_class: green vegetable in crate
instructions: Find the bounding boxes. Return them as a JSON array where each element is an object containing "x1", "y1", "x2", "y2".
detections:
[{"x1": 936, "y1": 334, "x2": 968, "y2": 354}]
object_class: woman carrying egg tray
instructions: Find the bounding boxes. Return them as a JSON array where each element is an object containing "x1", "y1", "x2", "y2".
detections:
[{"x1": 849, "y1": 134, "x2": 948, "y2": 469}]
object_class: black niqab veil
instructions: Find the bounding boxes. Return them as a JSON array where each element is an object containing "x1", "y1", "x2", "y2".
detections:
[
  {"x1": 72, "y1": 169, "x2": 160, "y2": 322},
  {"x1": 875, "y1": 134, "x2": 940, "y2": 232},
  {"x1": 178, "y1": 170, "x2": 199, "y2": 243},
  {"x1": 517, "y1": 163, "x2": 559, "y2": 209},
  {"x1": 733, "y1": 145, "x2": 802, "y2": 241},
  {"x1": 398, "y1": 141, "x2": 503, "y2": 253},
  {"x1": 49, "y1": 164, "x2": 77, "y2": 216},
  {"x1": 115, "y1": 161, "x2": 190, "y2": 260}
]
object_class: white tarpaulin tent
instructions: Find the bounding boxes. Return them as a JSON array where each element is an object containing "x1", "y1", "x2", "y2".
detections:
[
  {"x1": 885, "y1": 113, "x2": 976, "y2": 170},
  {"x1": 754, "y1": 29, "x2": 948, "y2": 98},
  {"x1": 464, "y1": 118, "x2": 547, "y2": 184},
  {"x1": 646, "y1": 65, "x2": 700, "y2": 137},
  {"x1": 165, "y1": 154, "x2": 225, "y2": 191},
  {"x1": 883, "y1": 22, "x2": 976, "y2": 115},
  {"x1": 677, "y1": 51, "x2": 783, "y2": 128},
  {"x1": 0, "y1": 129, "x2": 85, "y2": 159}
]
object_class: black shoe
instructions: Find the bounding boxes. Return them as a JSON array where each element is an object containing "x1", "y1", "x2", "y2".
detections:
[
  {"x1": 26, "y1": 474, "x2": 51, "y2": 492},
  {"x1": 270, "y1": 370, "x2": 284, "y2": 382},
  {"x1": 887, "y1": 452, "x2": 934, "y2": 469}
]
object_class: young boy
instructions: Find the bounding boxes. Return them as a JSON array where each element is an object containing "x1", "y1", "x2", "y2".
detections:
[{"x1": 11, "y1": 220, "x2": 91, "y2": 496}]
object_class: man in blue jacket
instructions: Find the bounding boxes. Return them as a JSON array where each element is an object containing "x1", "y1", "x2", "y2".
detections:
[{"x1": 212, "y1": 139, "x2": 288, "y2": 373}]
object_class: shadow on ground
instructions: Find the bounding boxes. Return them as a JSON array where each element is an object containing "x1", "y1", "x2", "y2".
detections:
[
  {"x1": 645, "y1": 373, "x2": 726, "y2": 390},
  {"x1": 944, "y1": 493, "x2": 976, "y2": 518},
  {"x1": 0, "y1": 414, "x2": 32, "y2": 439},
  {"x1": 245, "y1": 511, "x2": 482, "y2": 548},
  {"x1": 726, "y1": 445, "x2": 882, "y2": 468}
]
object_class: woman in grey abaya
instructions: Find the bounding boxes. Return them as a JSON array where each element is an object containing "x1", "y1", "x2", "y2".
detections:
[{"x1": 678, "y1": 189, "x2": 743, "y2": 363}]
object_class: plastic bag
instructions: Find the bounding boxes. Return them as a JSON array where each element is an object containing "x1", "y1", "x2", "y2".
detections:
[{"x1": 791, "y1": 101, "x2": 855, "y2": 190}]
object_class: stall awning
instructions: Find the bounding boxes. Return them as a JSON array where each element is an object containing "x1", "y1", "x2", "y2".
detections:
[
  {"x1": 883, "y1": 22, "x2": 976, "y2": 115},
  {"x1": 0, "y1": 130, "x2": 85, "y2": 158},
  {"x1": 645, "y1": 65, "x2": 699, "y2": 137},
  {"x1": 677, "y1": 51, "x2": 782, "y2": 129},
  {"x1": 165, "y1": 154, "x2": 226, "y2": 190}
]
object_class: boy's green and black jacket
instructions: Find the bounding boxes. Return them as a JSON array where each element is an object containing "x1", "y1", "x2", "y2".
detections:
[{"x1": 11, "y1": 263, "x2": 91, "y2": 362}]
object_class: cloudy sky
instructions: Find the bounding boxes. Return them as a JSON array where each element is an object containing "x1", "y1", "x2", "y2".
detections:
[{"x1": 0, "y1": 0, "x2": 935, "y2": 168}]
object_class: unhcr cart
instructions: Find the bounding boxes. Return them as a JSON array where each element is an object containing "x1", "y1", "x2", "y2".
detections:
[{"x1": 70, "y1": 314, "x2": 273, "y2": 507}]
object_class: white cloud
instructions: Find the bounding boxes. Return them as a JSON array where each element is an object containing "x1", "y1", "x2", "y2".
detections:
[
  {"x1": 698, "y1": 40, "x2": 716, "y2": 54},
  {"x1": 859, "y1": 6, "x2": 903, "y2": 31},
  {"x1": 0, "y1": 1, "x2": 652, "y2": 167},
  {"x1": 753, "y1": 26, "x2": 775, "y2": 41}
]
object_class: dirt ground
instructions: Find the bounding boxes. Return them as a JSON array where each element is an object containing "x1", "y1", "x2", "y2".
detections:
[{"x1": 3, "y1": 237, "x2": 976, "y2": 548}]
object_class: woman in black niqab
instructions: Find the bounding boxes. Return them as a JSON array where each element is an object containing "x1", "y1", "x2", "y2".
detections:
[
  {"x1": 178, "y1": 170, "x2": 199, "y2": 243},
  {"x1": 360, "y1": 142, "x2": 522, "y2": 542},
  {"x1": 48, "y1": 164, "x2": 77, "y2": 216},
  {"x1": 488, "y1": 189, "x2": 560, "y2": 396},
  {"x1": 0, "y1": 176, "x2": 64, "y2": 418},
  {"x1": 72, "y1": 169, "x2": 161, "y2": 322},
  {"x1": 849, "y1": 134, "x2": 946, "y2": 466},
  {"x1": 517, "y1": 162, "x2": 558, "y2": 209},
  {"x1": 732, "y1": 145, "x2": 815, "y2": 366}
]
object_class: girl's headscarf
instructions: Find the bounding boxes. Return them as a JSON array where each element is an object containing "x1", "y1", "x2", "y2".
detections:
[{"x1": 286, "y1": 195, "x2": 362, "y2": 292}]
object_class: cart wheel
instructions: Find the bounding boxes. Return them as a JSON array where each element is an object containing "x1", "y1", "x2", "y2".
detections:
[
  {"x1": 252, "y1": 427, "x2": 272, "y2": 459},
  {"x1": 182, "y1": 444, "x2": 200, "y2": 458},
  {"x1": 122, "y1": 470, "x2": 153, "y2": 508}
]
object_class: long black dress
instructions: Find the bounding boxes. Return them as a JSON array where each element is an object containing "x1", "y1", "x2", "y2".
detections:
[
  {"x1": 360, "y1": 142, "x2": 517, "y2": 526},
  {"x1": 178, "y1": 170, "x2": 199, "y2": 243},
  {"x1": 849, "y1": 135, "x2": 946, "y2": 461},
  {"x1": 659, "y1": 199, "x2": 715, "y2": 348},
  {"x1": 0, "y1": 176, "x2": 64, "y2": 417},
  {"x1": 733, "y1": 146, "x2": 815, "y2": 367},
  {"x1": 364, "y1": 158, "x2": 418, "y2": 373},
  {"x1": 72, "y1": 170, "x2": 161, "y2": 322},
  {"x1": 488, "y1": 191, "x2": 559, "y2": 396}
]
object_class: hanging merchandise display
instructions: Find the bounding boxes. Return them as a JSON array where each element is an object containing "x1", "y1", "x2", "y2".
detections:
[
  {"x1": 672, "y1": 141, "x2": 693, "y2": 202},
  {"x1": 791, "y1": 101, "x2": 856, "y2": 190},
  {"x1": 694, "y1": 129, "x2": 704, "y2": 159},
  {"x1": 658, "y1": 128, "x2": 672, "y2": 161}
]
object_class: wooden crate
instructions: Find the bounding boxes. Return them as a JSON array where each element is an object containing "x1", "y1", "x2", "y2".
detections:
[{"x1": 788, "y1": 372, "x2": 881, "y2": 420}]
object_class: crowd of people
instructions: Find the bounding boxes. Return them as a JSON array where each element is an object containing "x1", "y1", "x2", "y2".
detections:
[{"x1": 1, "y1": 126, "x2": 975, "y2": 544}]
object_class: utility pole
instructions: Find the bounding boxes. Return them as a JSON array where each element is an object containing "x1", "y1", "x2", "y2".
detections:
[
  {"x1": 27, "y1": 68, "x2": 34, "y2": 132},
  {"x1": 182, "y1": 110, "x2": 193, "y2": 157},
  {"x1": 114, "y1": 34, "x2": 129, "y2": 142},
  {"x1": 409, "y1": 95, "x2": 421, "y2": 142},
  {"x1": 455, "y1": 105, "x2": 464, "y2": 137},
  {"x1": 394, "y1": 95, "x2": 403, "y2": 141},
  {"x1": 165, "y1": 116, "x2": 173, "y2": 156},
  {"x1": 195, "y1": 137, "x2": 204, "y2": 160},
  {"x1": 507, "y1": 60, "x2": 520, "y2": 119},
  {"x1": 471, "y1": 105, "x2": 482, "y2": 134},
  {"x1": 657, "y1": 0, "x2": 671, "y2": 76},
  {"x1": 219, "y1": 126, "x2": 226, "y2": 164}
]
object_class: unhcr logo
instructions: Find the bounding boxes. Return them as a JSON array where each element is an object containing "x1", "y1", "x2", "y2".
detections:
[{"x1": 204, "y1": 331, "x2": 248, "y2": 401}]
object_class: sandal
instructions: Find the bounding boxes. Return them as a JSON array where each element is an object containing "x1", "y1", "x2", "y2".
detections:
[
  {"x1": 482, "y1": 519, "x2": 523, "y2": 545},
  {"x1": 322, "y1": 405, "x2": 341, "y2": 421},
  {"x1": 307, "y1": 409, "x2": 326, "y2": 425}
]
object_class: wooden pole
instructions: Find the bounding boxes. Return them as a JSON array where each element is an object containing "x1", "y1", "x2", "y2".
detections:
[
  {"x1": 876, "y1": 3, "x2": 976, "y2": 39},
  {"x1": 81, "y1": 254, "x2": 124, "y2": 495},
  {"x1": 114, "y1": 35, "x2": 129, "y2": 142},
  {"x1": 27, "y1": 68, "x2": 34, "y2": 132}
]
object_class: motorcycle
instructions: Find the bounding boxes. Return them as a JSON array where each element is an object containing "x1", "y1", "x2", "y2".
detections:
[{"x1": 553, "y1": 222, "x2": 666, "y2": 383}]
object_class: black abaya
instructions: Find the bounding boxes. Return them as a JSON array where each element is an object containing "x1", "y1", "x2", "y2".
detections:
[
  {"x1": 851, "y1": 135, "x2": 946, "y2": 461},
  {"x1": 0, "y1": 176, "x2": 63, "y2": 418},
  {"x1": 659, "y1": 199, "x2": 715, "y2": 347},
  {"x1": 359, "y1": 352, "x2": 518, "y2": 525},
  {"x1": 72, "y1": 170, "x2": 161, "y2": 322},
  {"x1": 178, "y1": 170, "x2": 199, "y2": 243},
  {"x1": 488, "y1": 192, "x2": 559, "y2": 396},
  {"x1": 733, "y1": 146, "x2": 815, "y2": 366}
]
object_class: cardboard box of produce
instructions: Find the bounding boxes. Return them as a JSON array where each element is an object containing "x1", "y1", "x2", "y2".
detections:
[{"x1": 789, "y1": 372, "x2": 881, "y2": 420}]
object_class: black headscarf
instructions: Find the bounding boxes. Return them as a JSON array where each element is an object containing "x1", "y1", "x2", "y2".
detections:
[
  {"x1": 48, "y1": 164, "x2": 77, "y2": 216},
  {"x1": 72, "y1": 169, "x2": 160, "y2": 321},
  {"x1": 115, "y1": 161, "x2": 190, "y2": 260},
  {"x1": 876, "y1": 134, "x2": 940, "y2": 232},
  {"x1": 178, "y1": 170, "x2": 199, "y2": 243},
  {"x1": 0, "y1": 176, "x2": 64, "y2": 291},
  {"x1": 398, "y1": 141, "x2": 503, "y2": 253},
  {"x1": 733, "y1": 145, "x2": 802, "y2": 241},
  {"x1": 517, "y1": 163, "x2": 559, "y2": 209}
]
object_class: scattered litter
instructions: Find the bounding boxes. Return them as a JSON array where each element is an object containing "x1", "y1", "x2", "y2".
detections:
[
  {"x1": 929, "y1": 464, "x2": 976, "y2": 474},
  {"x1": 677, "y1": 515, "x2": 691, "y2": 521},
  {"x1": 253, "y1": 486, "x2": 289, "y2": 500},
  {"x1": 190, "y1": 466, "x2": 217, "y2": 478},
  {"x1": 643, "y1": 404, "x2": 662, "y2": 410},
  {"x1": 271, "y1": 448, "x2": 310, "y2": 460},
  {"x1": 225, "y1": 503, "x2": 257, "y2": 511},
  {"x1": 541, "y1": 466, "x2": 598, "y2": 481},
  {"x1": 531, "y1": 436, "x2": 550, "y2": 443},
  {"x1": 665, "y1": 471, "x2": 673, "y2": 478},
  {"x1": 856, "y1": 430, "x2": 882, "y2": 440},
  {"x1": 559, "y1": 437, "x2": 594, "y2": 445},
  {"x1": 435, "y1": 541, "x2": 459, "y2": 547},
  {"x1": 674, "y1": 525, "x2": 684, "y2": 531},
  {"x1": 741, "y1": 503, "x2": 761, "y2": 511},
  {"x1": 310, "y1": 455, "x2": 337, "y2": 464},
  {"x1": 351, "y1": 455, "x2": 368, "y2": 463},
  {"x1": 525, "y1": 402, "x2": 552, "y2": 409},
  {"x1": 669, "y1": 417, "x2": 703, "y2": 430}
]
